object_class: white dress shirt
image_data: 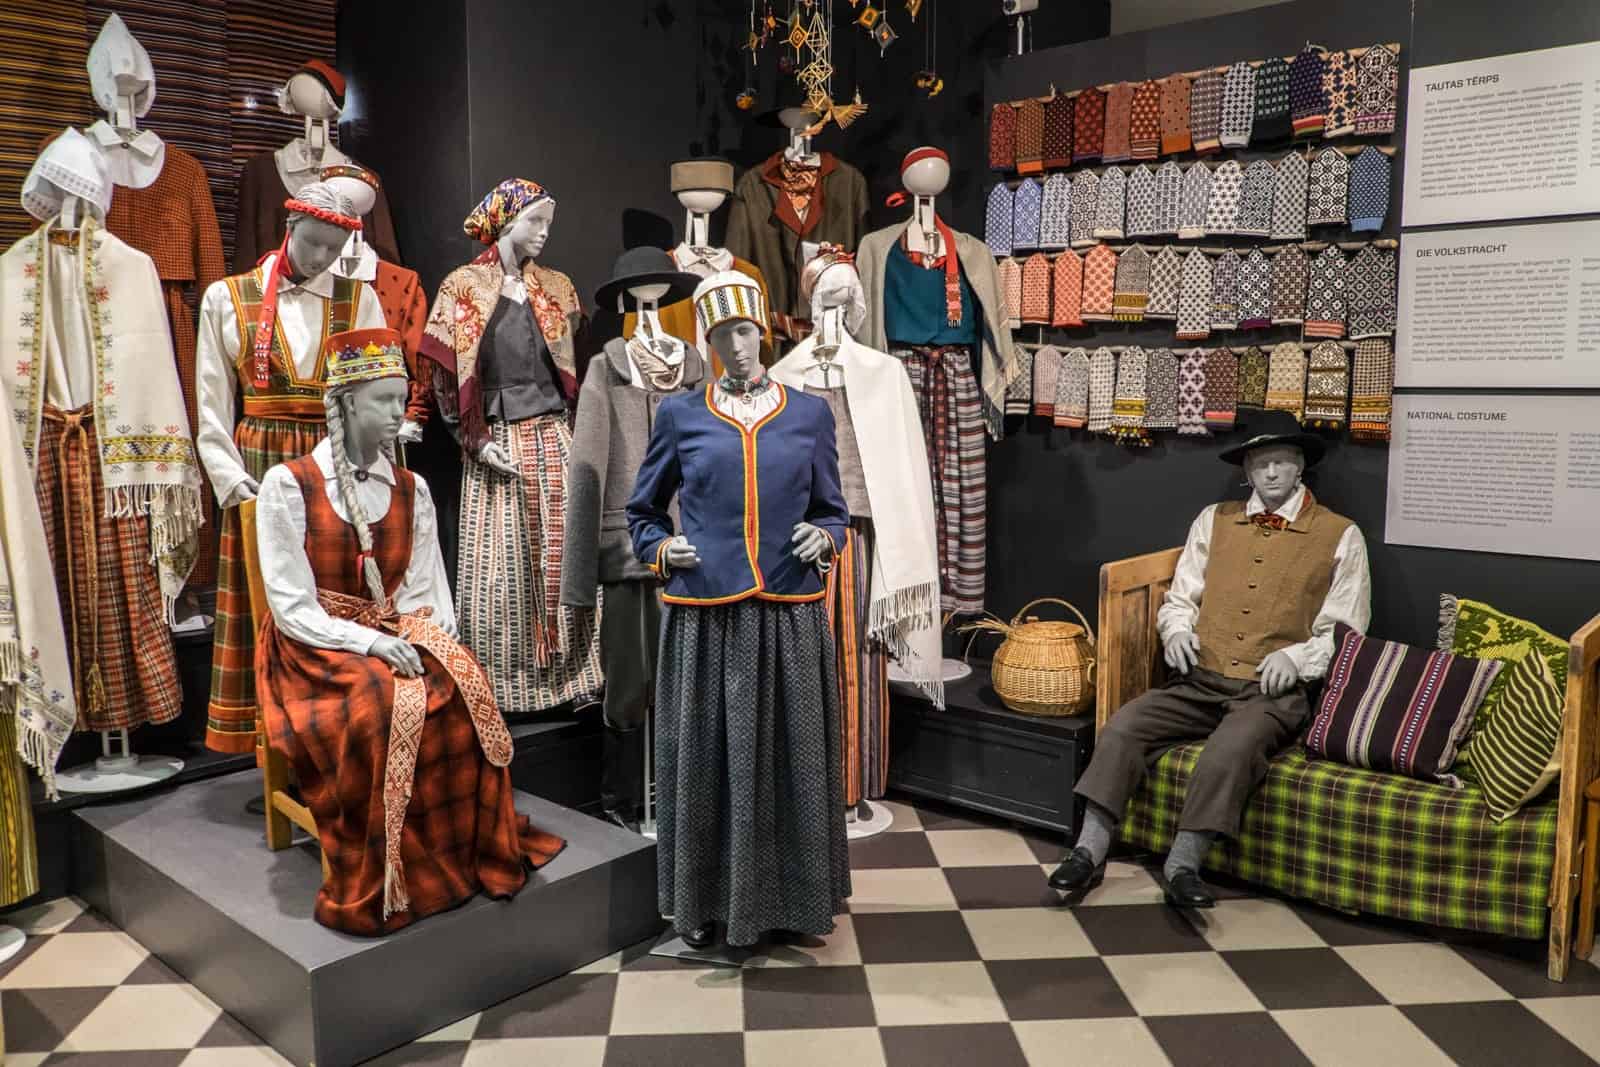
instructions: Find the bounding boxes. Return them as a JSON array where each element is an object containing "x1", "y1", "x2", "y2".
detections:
[
  {"x1": 194, "y1": 255, "x2": 383, "y2": 507},
  {"x1": 1156, "y1": 485, "x2": 1371, "y2": 682},
  {"x1": 86, "y1": 120, "x2": 165, "y2": 190},
  {"x1": 255, "y1": 438, "x2": 453, "y2": 655}
]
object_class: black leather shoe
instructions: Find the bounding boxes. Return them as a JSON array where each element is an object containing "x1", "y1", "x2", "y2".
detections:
[
  {"x1": 1048, "y1": 847, "x2": 1106, "y2": 893},
  {"x1": 681, "y1": 921, "x2": 718, "y2": 949},
  {"x1": 1164, "y1": 868, "x2": 1216, "y2": 909}
]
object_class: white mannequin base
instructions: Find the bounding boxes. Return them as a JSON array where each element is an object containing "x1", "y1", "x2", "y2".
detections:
[
  {"x1": 0, "y1": 924, "x2": 24, "y2": 964},
  {"x1": 888, "y1": 657, "x2": 971, "y2": 697},
  {"x1": 56, "y1": 754, "x2": 183, "y2": 795},
  {"x1": 845, "y1": 799, "x2": 894, "y2": 839}
]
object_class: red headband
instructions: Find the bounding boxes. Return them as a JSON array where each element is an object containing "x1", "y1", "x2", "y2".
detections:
[
  {"x1": 284, "y1": 198, "x2": 363, "y2": 230},
  {"x1": 901, "y1": 146, "x2": 950, "y2": 173}
]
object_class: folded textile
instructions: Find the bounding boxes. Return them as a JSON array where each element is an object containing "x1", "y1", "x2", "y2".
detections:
[
  {"x1": 1043, "y1": 94, "x2": 1075, "y2": 169},
  {"x1": 1146, "y1": 245, "x2": 1182, "y2": 320},
  {"x1": 1202, "y1": 347, "x2": 1238, "y2": 430},
  {"x1": 1237, "y1": 345, "x2": 1269, "y2": 408},
  {"x1": 1210, "y1": 250, "x2": 1241, "y2": 332},
  {"x1": 1032, "y1": 344, "x2": 1061, "y2": 417},
  {"x1": 1265, "y1": 341, "x2": 1308, "y2": 422},
  {"x1": 1020, "y1": 253, "x2": 1053, "y2": 325},
  {"x1": 1220, "y1": 62, "x2": 1257, "y2": 148},
  {"x1": 1349, "y1": 146, "x2": 1391, "y2": 232},
  {"x1": 1189, "y1": 70, "x2": 1225, "y2": 153},
  {"x1": 1080, "y1": 244, "x2": 1118, "y2": 321},
  {"x1": 1304, "y1": 246, "x2": 1348, "y2": 339},
  {"x1": 1270, "y1": 152, "x2": 1309, "y2": 240},
  {"x1": 1087, "y1": 347, "x2": 1117, "y2": 433},
  {"x1": 1270, "y1": 242, "x2": 1308, "y2": 325},
  {"x1": 1093, "y1": 166, "x2": 1127, "y2": 240},
  {"x1": 1130, "y1": 80, "x2": 1162, "y2": 160},
  {"x1": 1111, "y1": 345, "x2": 1151, "y2": 444},
  {"x1": 1052, "y1": 249, "x2": 1084, "y2": 327},
  {"x1": 1176, "y1": 249, "x2": 1212, "y2": 340},
  {"x1": 1145, "y1": 348, "x2": 1180, "y2": 432},
  {"x1": 1055, "y1": 347, "x2": 1091, "y2": 428},
  {"x1": 1040, "y1": 174, "x2": 1073, "y2": 249},
  {"x1": 1160, "y1": 74, "x2": 1192, "y2": 155},
  {"x1": 1177, "y1": 348, "x2": 1208, "y2": 436},
  {"x1": 1290, "y1": 47, "x2": 1329, "y2": 137},
  {"x1": 1308, "y1": 148, "x2": 1350, "y2": 226},
  {"x1": 1203, "y1": 160, "x2": 1244, "y2": 236},
  {"x1": 1237, "y1": 249, "x2": 1273, "y2": 330},
  {"x1": 1070, "y1": 170, "x2": 1100, "y2": 248},
  {"x1": 1177, "y1": 162, "x2": 1211, "y2": 239},
  {"x1": 1102, "y1": 82, "x2": 1136, "y2": 163},
  {"x1": 1304, "y1": 340, "x2": 1349, "y2": 428},
  {"x1": 1236, "y1": 160, "x2": 1276, "y2": 238},
  {"x1": 1113, "y1": 244, "x2": 1152, "y2": 322},
  {"x1": 990, "y1": 103, "x2": 1016, "y2": 171},
  {"x1": 1015, "y1": 99, "x2": 1046, "y2": 175},
  {"x1": 1350, "y1": 337, "x2": 1394, "y2": 441}
]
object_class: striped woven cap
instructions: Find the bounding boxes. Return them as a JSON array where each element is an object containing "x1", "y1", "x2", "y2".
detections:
[{"x1": 693, "y1": 270, "x2": 769, "y2": 335}]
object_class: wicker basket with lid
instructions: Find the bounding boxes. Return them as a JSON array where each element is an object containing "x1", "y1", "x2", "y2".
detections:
[{"x1": 964, "y1": 598, "x2": 1096, "y2": 717}]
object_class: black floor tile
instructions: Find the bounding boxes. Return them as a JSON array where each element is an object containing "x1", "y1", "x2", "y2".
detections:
[
  {"x1": 196, "y1": 1012, "x2": 267, "y2": 1047},
  {"x1": 1402, "y1": 1001, "x2": 1595, "y2": 1067},
  {"x1": 742, "y1": 963, "x2": 876, "y2": 1030},
  {"x1": 985, "y1": 957, "x2": 1137, "y2": 1020},
  {"x1": 358, "y1": 1042, "x2": 470, "y2": 1067},
  {"x1": 943, "y1": 865, "x2": 1059, "y2": 910},
  {"x1": 1220, "y1": 948, "x2": 1387, "y2": 1010},
  {"x1": 1286, "y1": 901, "x2": 1433, "y2": 946},
  {"x1": 58, "y1": 911, "x2": 119, "y2": 935},
  {"x1": 41, "y1": 1054, "x2": 197, "y2": 1067},
  {"x1": 1071, "y1": 904, "x2": 1212, "y2": 956},
  {"x1": 1145, "y1": 1012, "x2": 1313, "y2": 1067},
  {"x1": 121, "y1": 956, "x2": 187, "y2": 985},
  {"x1": 603, "y1": 1032, "x2": 744, "y2": 1067},
  {"x1": 0, "y1": 987, "x2": 115, "y2": 1052},
  {"x1": 1445, "y1": 936, "x2": 1600, "y2": 999},
  {"x1": 475, "y1": 971, "x2": 617, "y2": 1039},
  {"x1": 910, "y1": 799, "x2": 1006, "y2": 833},
  {"x1": 880, "y1": 1022, "x2": 1029, "y2": 1067},
  {"x1": 848, "y1": 830, "x2": 940, "y2": 870},
  {"x1": 851, "y1": 910, "x2": 980, "y2": 965},
  {"x1": 1020, "y1": 829, "x2": 1069, "y2": 865},
  {"x1": 0, "y1": 930, "x2": 50, "y2": 980}
]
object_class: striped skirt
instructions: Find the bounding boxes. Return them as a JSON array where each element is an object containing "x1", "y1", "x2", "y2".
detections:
[
  {"x1": 457, "y1": 414, "x2": 602, "y2": 714},
  {"x1": 36, "y1": 406, "x2": 182, "y2": 733},
  {"x1": 207, "y1": 415, "x2": 325, "y2": 753},
  {"x1": 891, "y1": 345, "x2": 988, "y2": 616},
  {"x1": 656, "y1": 599, "x2": 850, "y2": 946},
  {"x1": 826, "y1": 519, "x2": 890, "y2": 805},
  {"x1": 0, "y1": 715, "x2": 38, "y2": 908}
]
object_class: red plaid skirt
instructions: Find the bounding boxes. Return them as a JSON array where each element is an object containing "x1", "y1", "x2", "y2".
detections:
[{"x1": 35, "y1": 406, "x2": 181, "y2": 732}]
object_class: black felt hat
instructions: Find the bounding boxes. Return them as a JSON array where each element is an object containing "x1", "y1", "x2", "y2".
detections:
[
  {"x1": 593, "y1": 247, "x2": 701, "y2": 313},
  {"x1": 1218, "y1": 408, "x2": 1326, "y2": 467},
  {"x1": 756, "y1": 77, "x2": 823, "y2": 129}
]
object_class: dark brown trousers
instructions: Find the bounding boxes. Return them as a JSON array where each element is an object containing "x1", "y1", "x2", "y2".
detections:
[{"x1": 1075, "y1": 667, "x2": 1309, "y2": 837}]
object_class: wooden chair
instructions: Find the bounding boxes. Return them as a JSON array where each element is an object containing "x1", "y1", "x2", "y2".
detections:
[
  {"x1": 239, "y1": 499, "x2": 330, "y2": 883},
  {"x1": 1097, "y1": 548, "x2": 1600, "y2": 981}
]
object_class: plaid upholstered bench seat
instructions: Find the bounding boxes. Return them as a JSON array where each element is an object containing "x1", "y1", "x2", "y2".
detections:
[{"x1": 1119, "y1": 742, "x2": 1559, "y2": 940}]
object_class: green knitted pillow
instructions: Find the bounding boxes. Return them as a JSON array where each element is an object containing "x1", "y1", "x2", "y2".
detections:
[
  {"x1": 1462, "y1": 649, "x2": 1564, "y2": 821},
  {"x1": 1438, "y1": 595, "x2": 1569, "y2": 740}
]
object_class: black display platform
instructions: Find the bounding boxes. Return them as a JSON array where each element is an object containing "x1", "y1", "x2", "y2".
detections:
[
  {"x1": 72, "y1": 772, "x2": 659, "y2": 1067},
  {"x1": 889, "y1": 664, "x2": 1094, "y2": 840}
]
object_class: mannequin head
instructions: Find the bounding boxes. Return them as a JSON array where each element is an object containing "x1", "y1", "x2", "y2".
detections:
[
  {"x1": 285, "y1": 183, "x2": 359, "y2": 280},
  {"x1": 901, "y1": 147, "x2": 951, "y2": 199},
  {"x1": 800, "y1": 249, "x2": 866, "y2": 336},
  {"x1": 88, "y1": 14, "x2": 155, "y2": 121},
  {"x1": 1243, "y1": 444, "x2": 1305, "y2": 513},
  {"x1": 497, "y1": 200, "x2": 555, "y2": 267},
  {"x1": 709, "y1": 320, "x2": 764, "y2": 381},
  {"x1": 280, "y1": 70, "x2": 342, "y2": 121},
  {"x1": 779, "y1": 107, "x2": 821, "y2": 134},
  {"x1": 628, "y1": 282, "x2": 672, "y2": 307},
  {"x1": 333, "y1": 377, "x2": 406, "y2": 459},
  {"x1": 677, "y1": 189, "x2": 726, "y2": 216}
]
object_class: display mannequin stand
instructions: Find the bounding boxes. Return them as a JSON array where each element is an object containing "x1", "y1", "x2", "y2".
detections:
[
  {"x1": 0, "y1": 925, "x2": 23, "y2": 965},
  {"x1": 56, "y1": 727, "x2": 183, "y2": 795}
]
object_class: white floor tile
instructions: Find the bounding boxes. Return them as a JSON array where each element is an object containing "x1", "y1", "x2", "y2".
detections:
[
  {"x1": 1272, "y1": 1004, "x2": 1454, "y2": 1067},
  {"x1": 608, "y1": 968, "x2": 744, "y2": 1035},
  {"x1": 847, "y1": 868, "x2": 959, "y2": 913},
  {"x1": 961, "y1": 907, "x2": 1096, "y2": 960},
  {"x1": 864, "y1": 961, "x2": 1007, "y2": 1026},
  {"x1": 1012, "y1": 1018, "x2": 1171, "y2": 1067},
  {"x1": 925, "y1": 829, "x2": 1042, "y2": 868},
  {"x1": 1524, "y1": 996, "x2": 1600, "y2": 1062},
  {"x1": 0, "y1": 931, "x2": 149, "y2": 989},
  {"x1": 1, "y1": 896, "x2": 84, "y2": 935},
  {"x1": 60, "y1": 984, "x2": 222, "y2": 1051},
  {"x1": 1103, "y1": 952, "x2": 1265, "y2": 1017},
  {"x1": 1188, "y1": 897, "x2": 1326, "y2": 951},
  {"x1": 415, "y1": 1012, "x2": 481, "y2": 1042},
  {"x1": 745, "y1": 1026, "x2": 887, "y2": 1066},
  {"x1": 1334, "y1": 943, "x2": 1513, "y2": 1005},
  {"x1": 462, "y1": 1035, "x2": 607, "y2": 1066},
  {"x1": 182, "y1": 1047, "x2": 295, "y2": 1066}
]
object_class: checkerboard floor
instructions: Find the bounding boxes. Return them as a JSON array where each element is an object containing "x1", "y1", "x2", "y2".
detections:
[{"x1": 6, "y1": 795, "x2": 1600, "y2": 1066}]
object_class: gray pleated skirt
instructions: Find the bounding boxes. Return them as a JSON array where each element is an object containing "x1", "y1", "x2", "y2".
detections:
[{"x1": 655, "y1": 598, "x2": 851, "y2": 946}]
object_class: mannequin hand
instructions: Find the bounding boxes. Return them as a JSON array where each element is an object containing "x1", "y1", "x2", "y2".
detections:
[
  {"x1": 227, "y1": 477, "x2": 261, "y2": 507},
  {"x1": 663, "y1": 536, "x2": 700, "y2": 571},
  {"x1": 791, "y1": 522, "x2": 833, "y2": 564},
  {"x1": 371, "y1": 636, "x2": 425, "y2": 678},
  {"x1": 476, "y1": 441, "x2": 518, "y2": 476},
  {"x1": 1256, "y1": 651, "x2": 1300, "y2": 698},
  {"x1": 1163, "y1": 630, "x2": 1200, "y2": 674},
  {"x1": 397, "y1": 419, "x2": 424, "y2": 445}
]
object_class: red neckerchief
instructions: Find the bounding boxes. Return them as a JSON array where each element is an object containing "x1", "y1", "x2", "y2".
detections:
[
  {"x1": 760, "y1": 151, "x2": 838, "y2": 238},
  {"x1": 251, "y1": 237, "x2": 295, "y2": 389}
]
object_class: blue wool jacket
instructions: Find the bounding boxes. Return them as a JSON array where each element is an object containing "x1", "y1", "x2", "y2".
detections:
[{"x1": 627, "y1": 383, "x2": 849, "y2": 606}]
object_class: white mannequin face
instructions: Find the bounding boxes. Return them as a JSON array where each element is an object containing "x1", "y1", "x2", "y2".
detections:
[
  {"x1": 340, "y1": 377, "x2": 407, "y2": 457},
  {"x1": 902, "y1": 156, "x2": 951, "y2": 198},
  {"x1": 284, "y1": 73, "x2": 340, "y2": 120},
  {"x1": 499, "y1": 202, "x2": 554, "y2": 266},
  {"x1": 677, "y1": 189, "x2": 727, "y2": 216},
  {"x1": 628, "y1": 282, "x2": 671, "y2": 305},
  {"x1": 709, "y1": 320, "x2": 764, "y2": 381},
  {"x1": 1243, "y1": 444, "x2": 1306, "y2": 513},
  {"x1": 285, "y1": 215, "x2": 349, "y2": 279}
]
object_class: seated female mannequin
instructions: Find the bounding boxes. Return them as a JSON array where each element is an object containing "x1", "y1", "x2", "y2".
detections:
[{"x1": 253, "y1": 327, "x2": 565, "y2": 936}]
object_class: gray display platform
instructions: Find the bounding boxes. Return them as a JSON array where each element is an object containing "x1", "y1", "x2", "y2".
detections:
[{"x1": 72, "y1": 772, "x2": 659, "y2": 1067}]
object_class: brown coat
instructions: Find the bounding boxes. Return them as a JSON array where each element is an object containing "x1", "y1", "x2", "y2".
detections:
[{"x1": 725, "y1": 151, "x2": 868, "y2": 327}]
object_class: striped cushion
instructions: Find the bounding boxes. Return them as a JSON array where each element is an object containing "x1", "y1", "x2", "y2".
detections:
[
  {"x1": 1306, "y1": 623, "x2": 1503, "y2": 786},
  {"x1": 1439, "y1": 594, "x2": 1569, "y2": 740},
  {"x1": 1462, "y1": 650, "x2": 1564, "y2": 822}
]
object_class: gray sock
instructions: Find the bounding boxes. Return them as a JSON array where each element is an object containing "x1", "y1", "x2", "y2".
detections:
[
  {"x1": 1164, "y1": 830, "x2": 1216, "y2": 881},
  {"x1": 1073, "y1": 802, "x2": 1118, "y2": 866}
]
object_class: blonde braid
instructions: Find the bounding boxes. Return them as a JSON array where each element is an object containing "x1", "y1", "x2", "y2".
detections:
[{"x1": 324, "y1": 386, "x2": 388, "y2": 605}]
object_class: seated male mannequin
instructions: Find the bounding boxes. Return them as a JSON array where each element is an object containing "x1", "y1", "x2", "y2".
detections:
[{"x1": 1051, "y1": 409, "x2": 1371, "y2": 908}]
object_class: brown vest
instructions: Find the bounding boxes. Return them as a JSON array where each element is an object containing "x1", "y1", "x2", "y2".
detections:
[{"x1": 1194, "y1": 491, "x2": 1352, "y2": 680}]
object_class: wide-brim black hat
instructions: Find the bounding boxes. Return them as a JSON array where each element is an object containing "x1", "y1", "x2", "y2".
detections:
[
  {"x1": 1218, "y1": 408, "x2": 1326, "y2": 467},
  {"x1": 756, "y1": 77, "x2": 823, "y2": 129},
  {"x1": 594, "y1": 247, "x2": 701, "y2": 312}
]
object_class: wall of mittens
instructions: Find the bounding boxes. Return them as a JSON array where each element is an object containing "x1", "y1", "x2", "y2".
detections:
[{"x1": 986, "y1": 42, "x2": 1401, "y2": 447}]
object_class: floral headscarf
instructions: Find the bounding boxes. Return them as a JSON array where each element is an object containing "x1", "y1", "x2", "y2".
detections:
[{"x1": 462, "y1": 178, "x2": 553, "y2": 244}]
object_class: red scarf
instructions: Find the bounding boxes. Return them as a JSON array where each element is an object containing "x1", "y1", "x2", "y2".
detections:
[
  {"x1": 888, "y1": 193, "x2": 963, "y2": 328},
  {"x1": 251, "y1": 237, "x2": 295, "y2": 389}
]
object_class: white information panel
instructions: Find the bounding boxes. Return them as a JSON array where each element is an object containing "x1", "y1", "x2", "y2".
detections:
[
  {"x1": 1384, "y1": 394, "x2": 1600, "y2": 560},
  {"x1": 1396, "y1": 219, "x2": 1600, "y2": 388},
  {"x1": 1402, "y1": 40, "x2": 1600, "y2": 227}
]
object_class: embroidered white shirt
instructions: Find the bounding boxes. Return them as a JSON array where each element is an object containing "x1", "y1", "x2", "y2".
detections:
[
  {"x1": 194, "y1": 255, "x2": 384, "y2": 507},
  {"x1": 1156, "y1": 485, "x2": 1371, "y2": 681},
  {"x1": 255, "y1": 438, "x2": 453, "y2": 655},
  {"x1": 711, "y1": 377, "x2": 782, "y2": 429}
]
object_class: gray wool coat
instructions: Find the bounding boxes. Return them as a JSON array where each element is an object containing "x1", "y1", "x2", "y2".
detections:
[{"x1": 560, "y1": 338, "x2": 706, "y2": 608}]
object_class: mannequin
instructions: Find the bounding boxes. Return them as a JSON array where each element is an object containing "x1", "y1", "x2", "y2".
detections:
[
  {"x1": 564, "y1": 248, "x2": 704, "y2": 832},
  {"x1": 419, "y1": 179, "x2": 602, "y2": 715},
  {"x1": 856, "y1": 147, "x2": 1019, "y2": 624},
  {"x1": 728, "y1": 94, "x2": 869, "y2": 344},
  {"x1": 4, "y1": 132, "x2": 204, "y2": 789},
  {"x1": 322, "y1": 164, "x2": 428, "y2": 446},
  {"x1": 1050, "y1": 410, "x2": 1370, "y2": 909},
  {"x1": 628, "y1": 270, "x2": 851, "y2": 953},
  {"x1": 233, "y1": 61, "x2": 401, "y2": 271},
  {"x1": 254, "y1": 326, "x2": 565, "y2": 935},
  {"x1": 622, "y1": 159, "x2": 771, "y2": 369},
  {"x1": 58, "y1": 14, "x2": 228, "y2": 601},
  {"x1": 772, "y1": 249, "x2": 942, "y2": 832},
  {"x1": 195, "y1": 181, "x2": 384, "y2": 753}
]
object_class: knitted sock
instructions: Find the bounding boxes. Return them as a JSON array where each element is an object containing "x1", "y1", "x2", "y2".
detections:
[
  {"x1": 1074, "y1": 801, "x2": 1118, "y2": 866},
  {"x1": 1165, "y1": 830, "x2": 1216, "y2": 880}
]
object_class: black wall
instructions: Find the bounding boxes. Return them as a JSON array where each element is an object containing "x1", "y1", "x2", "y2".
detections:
[{"x1": 980, "y1": 0, "x2": 1600, "y2": 650}]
